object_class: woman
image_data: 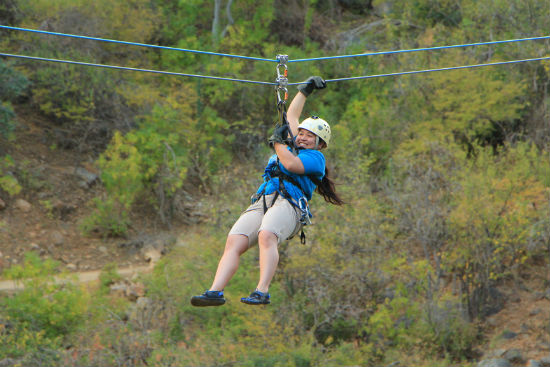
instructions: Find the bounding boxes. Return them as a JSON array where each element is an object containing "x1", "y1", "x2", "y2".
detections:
[{"x1": 191, "y1": 76, "x2": 344, "y2": 306}]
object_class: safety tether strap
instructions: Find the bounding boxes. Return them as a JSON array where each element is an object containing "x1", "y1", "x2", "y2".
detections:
[{"x1": 271, "y1": 55, "x2": 307, "y2": 244}]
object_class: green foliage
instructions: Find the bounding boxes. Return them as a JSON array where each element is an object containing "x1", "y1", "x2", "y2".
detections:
[
  {"x1": 0, "y1": 61, "x2": 29, "y2": 138},
  {"x1": 364, "y1": 258, "x2": 478, "y2": 361},
  {"x1": 1, "y1": 253, "x2": 90, "y2": 343},
  {"x1": 32, "y1": 65, "x2": 96, "y2": 124},
  {"x1": 82, "y1": 98, "x2": 191, "y2": 236},
  {"x1": 98, "y1": 263, "x2": 123, "y2": 294},
  {"x1": 2, "y1": 0, "x2": 550, "y2": 365},
  {"x1": 445, "y1": 142, "x2": 548, "y2": 317},
  {"x1": 80, "y1": 196, "x2": 131, "y2": 237},
  {"x1": 0, "y1": 322, "x2": 61, "y2": 364},
  {"x1": 0, "y1": 155, "x2": 21, "y2": 196}
]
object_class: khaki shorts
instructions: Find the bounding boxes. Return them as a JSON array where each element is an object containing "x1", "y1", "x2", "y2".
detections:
[{"x1": 229, "y1": 193, "x2": 302, "y2": 247}]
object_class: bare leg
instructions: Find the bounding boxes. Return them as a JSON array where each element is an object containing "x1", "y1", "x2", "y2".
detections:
[
  {"x1": 209, "y1": 234, "x2": 249, "y2": 291},
  {"x1": 256, "y1": 230, "x2": 279, "y2": 293}
]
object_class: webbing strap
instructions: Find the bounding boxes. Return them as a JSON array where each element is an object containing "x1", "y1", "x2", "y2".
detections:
[{"x1": 262, "y1": 191, "x2": 279, "y2": 214}]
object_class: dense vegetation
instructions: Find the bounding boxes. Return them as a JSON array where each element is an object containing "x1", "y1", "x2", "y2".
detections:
[{"x1": 1, "y1": 0, "x2": 549, "y2": 366}]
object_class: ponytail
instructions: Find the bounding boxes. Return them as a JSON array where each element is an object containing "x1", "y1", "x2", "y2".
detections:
[{"x1": 315, "y1": 166, "x2": 344, "y2": 206}]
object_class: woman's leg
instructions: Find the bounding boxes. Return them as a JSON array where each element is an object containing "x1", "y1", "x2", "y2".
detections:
[
  {"x1": 255, "y1": 230, "x2": 279, "y2": 293},
  {"x1": 209, "y1": 234, "x2": 249, "y2": 291}
]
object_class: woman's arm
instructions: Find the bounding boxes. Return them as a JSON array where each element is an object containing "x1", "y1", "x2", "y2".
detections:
[
  {"x1": 287, "y1": 76, "x2": 326, "y2": 137},
  {"x1": 286, "y1": 91, "x2": 307, "y2": 137},
  {"x1": 273, "y1": 142, "x2": 305, "y2": 174}
]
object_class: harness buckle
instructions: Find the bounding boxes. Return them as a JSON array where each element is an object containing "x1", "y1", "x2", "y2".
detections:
[
  {"x1": 298, "y1": 197, "x2": 312, "y2": 225},
  {"x1": 250, "y1": 193, "x2": 260, "y2": 204}
]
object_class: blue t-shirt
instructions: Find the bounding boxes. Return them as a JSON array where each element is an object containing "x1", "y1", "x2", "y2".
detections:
[{"x1": 256, "y1": 148, "x2": 325, "y2": 202}]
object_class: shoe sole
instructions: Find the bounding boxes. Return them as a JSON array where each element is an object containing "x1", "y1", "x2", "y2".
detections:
[
  {"x1": 240, "y1": 298, "x2": 270, "y2": 305},
  {"x1": 190, "y1": 297, "x2": 225, "y2": 307}
]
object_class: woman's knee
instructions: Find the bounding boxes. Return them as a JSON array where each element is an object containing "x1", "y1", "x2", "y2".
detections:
[
  {"x1": 224, "y1": 234, "x2": 249, "y2": 255},
  {"x1": 258, "y1": 230, "x2": 278, "y2": 248}
]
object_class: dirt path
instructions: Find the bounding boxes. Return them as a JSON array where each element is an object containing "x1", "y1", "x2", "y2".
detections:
[{"x1": 0, "y1": 264, "x2": 153, "y2": 291}]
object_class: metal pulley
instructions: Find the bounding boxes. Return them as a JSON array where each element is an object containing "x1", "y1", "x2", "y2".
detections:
[{"x1": 276, "y1": 54, "x2": 289, "y2": 105}]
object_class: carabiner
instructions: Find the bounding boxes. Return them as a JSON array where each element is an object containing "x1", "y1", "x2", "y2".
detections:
[
  {"x1": 277, "y1": 86, "x2": 288, "y2": 105},
  {"x1": 298, "y1": 197, "x2": 312, "y2": 225},
  {"x1": 276, "y1": 54, "x2": 289, "y2": 102}
]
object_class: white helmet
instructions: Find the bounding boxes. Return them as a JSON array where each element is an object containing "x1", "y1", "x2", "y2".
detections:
[{"x1": 298, "y1": 116, "x2": 331, "y2": 147}]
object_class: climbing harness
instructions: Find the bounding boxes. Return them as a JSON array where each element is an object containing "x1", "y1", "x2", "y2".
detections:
[{"x1": 252, "y1": 163, "x2": 316, "y2": 244}]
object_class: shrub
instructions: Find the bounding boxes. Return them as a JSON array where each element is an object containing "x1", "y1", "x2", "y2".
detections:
[
  {"x1": 0, "y1": 155, "x2": 21, "y2": 196},
  {"x1": 0, "y1": 60, "x2": 29, "y2": 138},
  {"x1": 1, "y1": 253, "x2": 90, "y2": 340}
]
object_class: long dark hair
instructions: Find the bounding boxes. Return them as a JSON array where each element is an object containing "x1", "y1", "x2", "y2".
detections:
[{"x1": 315, "y1": 165, "x2": 344, "y2": 206}]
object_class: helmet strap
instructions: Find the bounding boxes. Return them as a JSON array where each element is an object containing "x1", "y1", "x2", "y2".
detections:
[{"x1": 315, "y1": 136, "x2": 320, "y2": 149}]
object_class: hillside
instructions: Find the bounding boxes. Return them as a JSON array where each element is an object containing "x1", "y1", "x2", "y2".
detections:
[
  {"x1": 1, "y1": 105, "x2": 549, "y2": 367},
  {"x1": 0, "y1": 105, "x2": 182, "y2": 275},
  {"x1": 1, "y1": 1, "x2": 550, "y2": 365}
]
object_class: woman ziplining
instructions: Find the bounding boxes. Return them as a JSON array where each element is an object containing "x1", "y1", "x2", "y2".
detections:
[{"x1": 191, "y1": 76, "x2": 345, "y2": 306}]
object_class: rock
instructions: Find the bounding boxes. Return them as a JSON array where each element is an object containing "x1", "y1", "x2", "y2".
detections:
[
  {"x1": 477, "y1": 359, "x2": 512, "y2": 367},
  {"x1": 51, "y1": 200, "x2": 76, "y2": 220},
  {"x1": 532, "y1": 291, "x2": 548, "y2": 301},
  {"x1": 487, "y1": 350, "x2": 506, "y2": 358},
  {"x1": 14, "y1": 198, "x2": 31, "y2": 212},
  {"x1": 142, "y1": 246, "x2": 161, "y2": 264},
  {"x1": 74, "y1": 167, "x2": 99, "y2": 187},
  {"x1": 109, "y1": 281, "x2": 145, "y2": 301},
  {"x1": 30, "y1": 243, "x2": 46, "y2": 255},
  {"x1": 528, "y1": 360, "x2": 542, "y2": 367},
  {"x1": 0, "y1": 198, "x2": 5, "y2": 210},
  {"x1": 109, "y1": 282, "x2": 128, "y2": 298},
  {"x1": 503, "y1": 349, "x2": 524, "y2": 364},
  {"x1": 77, "y1": 181, "x2": 89, "y2": 189},
  {"x1": 501, "y1": 331, "x2": 518, "y2": 340},
  {"x1": 540, "y1": 356, "x2": 550, "y2": 367},
  {"x1": 486, "y1": 316, "x2": 499, "y2": 327},
  {"x1": 50, "y1": 230, "x2": 64, "y2": 246},
  {"x1": 126, "y1": 282, "x2": 146, "y2": 302},
  {"x1": 66, "y1": 263, "x2": 78, "y2": 271},
  {"x1": 476, "y1": 287, "x2": 505, "y2": 317},
  {"x1": 0, "y1": 358, "x2": 16, "y2": 367},
  {"x1": 509, "y1": 293, "x2": 522, "y2": 303}
]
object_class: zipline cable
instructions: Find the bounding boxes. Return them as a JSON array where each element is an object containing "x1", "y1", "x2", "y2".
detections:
[
  {"x1": 2, "y1": 25, "x2": 549, "y2": 64},
  {"x1": 0, "y1": 25, "x2": 277, "y2": 63},
  {"x1": 0, "y1": 53, "x2": 277, "y2": 85},
  {"x1": 290, "y1": 35, "x2": 550, "y2": 63},
  {"x1": 294, "y1": 56, "x2": 550, "y2": 84},
  {"x1": 2, "y1": 52, "x2": 550, "y2": 85}
]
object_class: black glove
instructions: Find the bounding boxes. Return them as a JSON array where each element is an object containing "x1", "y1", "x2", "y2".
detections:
[
  {"x1": 268, "y1": 124, "x2": 290, "y2": 148},
  {"x1": 297, "y1": 76, "x2": 326, "y2": 97}
]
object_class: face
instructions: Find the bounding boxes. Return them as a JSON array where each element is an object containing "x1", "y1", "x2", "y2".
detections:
[{"x1": 296, "y1": 128, "x2": 320, "y2": 150}]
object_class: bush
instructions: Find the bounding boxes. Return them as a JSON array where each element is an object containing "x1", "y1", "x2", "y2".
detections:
[
  {"x1": 1, "y1": 253, "x2": 90, "y2": 340},
  {"x1": 0, "y1": 155, "x2": 21, "y2": 196},
  {"x1": 0, "y1": 60, "x2": 29, "y2": 138}
]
